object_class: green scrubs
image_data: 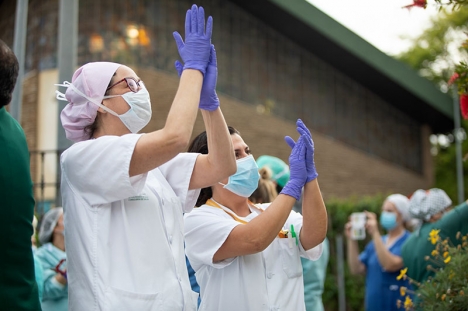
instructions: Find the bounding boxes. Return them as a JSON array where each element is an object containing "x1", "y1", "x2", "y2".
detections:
[
  {"x1": 401, "y1": 201, "x2": 468, "y2": 283},
  {"x1": 0, "y1": 106, "x2": 41, "y2": 310},
  {"x1": 301, "y1": 237, "x2": 329, "y2": 311}
]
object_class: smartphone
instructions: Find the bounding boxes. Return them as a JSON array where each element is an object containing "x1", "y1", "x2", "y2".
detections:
[{"x1": 350, "y1": 212, "x2": 366, "y2": 240}]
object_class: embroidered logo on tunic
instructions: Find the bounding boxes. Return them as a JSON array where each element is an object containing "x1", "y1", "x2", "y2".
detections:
[{"x1": 128, "y1": 192, "x2": 150, "y2": 201}]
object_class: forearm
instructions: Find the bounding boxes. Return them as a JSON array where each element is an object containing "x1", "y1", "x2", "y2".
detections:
[
  {"x1": 346, "y1": 239, "x2": 364, "y2": 275},
  {"x1": 214, "y1": 194, "x2": 295, "y2": 261},
  {"x1": 164, "y1": 69, "x2": 203, "y2": 141},
  {"x1": 247, "y1": 194, "x2": 296, "y2": 250},
  {"x1": 372, "y1": 232, "x2": 403, "y2": 272},
  {"x1": 299, "y1": 179, "x2": 327, "y2": 250},
  {"x1": 129, "y1": 70, "x2": 203, "y2": 176},
  {"x1": 201, "y1": 109, "x2": 236, "y2": 176}
]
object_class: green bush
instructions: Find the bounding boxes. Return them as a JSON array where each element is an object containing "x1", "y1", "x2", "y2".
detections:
[{"x1": 323, "y1": 194, "x2": 389, "y2": 311}]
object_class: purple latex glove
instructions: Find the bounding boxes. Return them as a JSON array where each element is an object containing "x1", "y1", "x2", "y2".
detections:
[
  {"x1": 173, "y1": 5, "x2": 213, "y2": 75},
  {"x1": 280, "y1": 135, "x2": 308, "y2": 200},
  {"x1": 285, "y1": 119, "x2": 318, "y2": 182},
  {"x1": 175, "y1": 45, "x2": 220, "y2": 111}
]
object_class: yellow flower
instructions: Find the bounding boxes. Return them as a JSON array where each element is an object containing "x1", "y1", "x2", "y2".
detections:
[
  {"x1": 441, "y1": 294, "x2": 446, "y2": 301},
  {"x1": 463, "y1": 236, "x2": 467, "y2": 241},
  {"x1": 428, "y1": 229, "x2": 440, "y2": 245},
  {"x1": 400, "y1": 287, "x2": 407, "y2": 296},
  {"x1": 404, "y1": 296, "x2": 413, "y2": 309},
  {"x1": 397, "y1": 268, "x2": 408, "y2": 281},
  {"x1": 431, "y1": 250, "x2": 439, "y2": 257},
  {"x1": 443, "y1": 251, "x2": 449, "y2": 258},
  {"x1": 444, "y1": 256, "x2": 451, "y2": 264}
]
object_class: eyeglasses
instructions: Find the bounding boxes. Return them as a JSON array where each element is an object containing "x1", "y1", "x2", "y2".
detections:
[{"x1": 106, "y1": 77, "x2": 142, "y2": 93}]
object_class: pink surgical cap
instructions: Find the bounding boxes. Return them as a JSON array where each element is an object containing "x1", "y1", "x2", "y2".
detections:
[{"x1": 60, "y1": 62, "x2": 121, "y2": 142}]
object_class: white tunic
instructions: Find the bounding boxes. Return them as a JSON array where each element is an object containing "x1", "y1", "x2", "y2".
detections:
[
  {"x1": 184, "y1": 202, "x2": 323, "y2": 311},
  {"x1": 61, "y1": 134, "x2": 200, "y2": 311}
]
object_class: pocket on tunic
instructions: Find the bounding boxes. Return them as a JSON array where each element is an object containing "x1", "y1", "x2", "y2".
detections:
[
  {"x1": 278, "y1": 239, "x2": 303, "y2": 278},
  {"x1": 104, "y1": 286, "x2": 161, "y2": 311}
]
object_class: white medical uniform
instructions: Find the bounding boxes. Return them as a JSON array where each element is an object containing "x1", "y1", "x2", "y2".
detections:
[
  {"x1": 61, "y1": 134, "x2": 201, "y2": 311},
  {"x1": 184, "y1": 202, "x2": 323, "y2": 311}
]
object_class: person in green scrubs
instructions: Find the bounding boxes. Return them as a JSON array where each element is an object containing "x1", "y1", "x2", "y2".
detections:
[
  {"x1": 401, "y1": 188, "x2": 468, "y2": 283},
  {"x1": 0, "y1": 39, "x2": 41, "y2": 310}
]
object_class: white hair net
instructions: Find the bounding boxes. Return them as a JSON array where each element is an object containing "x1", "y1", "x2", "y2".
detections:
[
  {"x1": 385, "y1": 194, "x2": 410, "y2": 221},
  {"x1": 39, "y1": 208, "x2": 63, "y2": 245},
  {"x1": 409, "y1": 189, "x2": 452, "y2": 222}
]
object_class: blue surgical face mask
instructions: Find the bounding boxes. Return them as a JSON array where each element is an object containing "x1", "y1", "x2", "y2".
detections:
[
  {"x1": 219, "y1": 155, "x2": 260, "y2": 197},
  {"x1": 380, "y1": 211, "x2": 398, "y2": 231}
]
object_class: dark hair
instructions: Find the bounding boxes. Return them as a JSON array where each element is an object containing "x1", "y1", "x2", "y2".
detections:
[
  {"x1": 83, "y1": 72, "x2": 116, "y2": 139},
  {"x1": 0, "y1": 40, "x2": 19, "y2": 108},
  {"x1": 188, "y1": 126, "x2": 240, "y2": 206}
]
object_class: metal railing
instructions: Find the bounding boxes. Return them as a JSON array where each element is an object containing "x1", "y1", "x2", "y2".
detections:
[{"x1": 30, "y1": 149, "x2": 64, "y2": 216}]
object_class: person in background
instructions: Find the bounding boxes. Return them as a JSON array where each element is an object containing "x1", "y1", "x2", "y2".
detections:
[
  {"x1": 293, "y1": 189, "x2": 329, "y2": 311},
  {"x1": 345, "y1": 194, "x2": 412, "y2": 311},
  {"x1": 56, "y1": 5, "x2": 236, "y2": 310},
  {"x1": 0, "y1": 39, "x2": 41, "y2": 310},
  {"x1": 36, "y1": 208, "x2": 67, "y2": 311},
  {"x1": 249, "y1": 166, "x2": 278, "y2": 204},
  {"x1": 401, "y1": 189, "x2": 468, "y2": 283},
  {"x1": 184, "y1": 120, "x2": 327, "y2": 311},
  {"x1": 256, "y1": 155, "x2": 290, "y2": 193}
]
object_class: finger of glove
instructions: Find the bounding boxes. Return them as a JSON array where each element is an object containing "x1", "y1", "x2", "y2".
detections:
[
  {"x1": 173, "y1": 32, "x2": 185, "y2": 52},
  {"x1": 209, "y1": 44, "x2": 217, "y2": 66},
  {"x1": 205, "y1": 16, "x2": 213, "y2": 39},
  {"x1": 297, "y1": 128, "x2": 314, "y2": 151},
  {"x1": 174, "y1": 60, "x2": 183, "y2": 77},
  {"x1": 284, "y1": 136, "x2": 296, "y2": 150},
  {"x1": 197, "y1": 6, "x2": 205, "y2": 36},
  {"x1": 185, "y1": 10, "x2": 192, "y2": 38},
  {"x1": 297, "y1": 119, "x2": 312, "y2": 138},
  {"x1": 290, "y1": 136, "x2": 304, "y2": 161},
  {"x1": 191, "y1": 5, "x2": 198, "y2": 35}
]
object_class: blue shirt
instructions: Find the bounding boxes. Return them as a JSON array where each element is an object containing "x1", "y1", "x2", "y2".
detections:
[{"x1": 359, "y1": 231, "x2": 411, "y2": 311}]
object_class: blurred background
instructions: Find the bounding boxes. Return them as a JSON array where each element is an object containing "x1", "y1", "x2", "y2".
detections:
[{"x1": 1, "y1": 0, "x2": 467, "y2": 309}]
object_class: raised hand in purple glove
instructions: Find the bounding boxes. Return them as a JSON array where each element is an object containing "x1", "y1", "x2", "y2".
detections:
[
  {"x1": 280, "y1": 135, "x2": 308, "y2": 200},
  {"x1": 175, "y1": 44, "x2": 220, "y2": 111},
  {"x1": 285, "y1": 119, "x2": 318, "y2": 182},
  {"x1": 173, "y1": 4, "x2": 213, "y2": 75}
]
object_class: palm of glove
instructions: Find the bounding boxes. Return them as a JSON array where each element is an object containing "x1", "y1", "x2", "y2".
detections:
[
  {"x1": 173, "y1": 5, "x2": 213, "y2": 75},
  {"x1": 280, "y1": 135, "x2": 308, "y2": 200},
  {"x1": 175, "y1": 45, "x2": 219, "y2": 111},
  {"x1": 285, "y1": 119, "x2": 318, "y2": 182}
]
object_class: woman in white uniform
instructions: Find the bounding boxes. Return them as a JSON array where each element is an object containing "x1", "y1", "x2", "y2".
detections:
[
  {"x1": 184, "y1": 120, "x2": 328, "y2": 311},
  {"x1": 55, "y1": 5, "x2": 236, "y2": 311}
]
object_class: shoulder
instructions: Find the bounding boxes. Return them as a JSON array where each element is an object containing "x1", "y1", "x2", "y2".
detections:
[{"x1": 185, "y1": 204, "x2": 230, "y2": 219}]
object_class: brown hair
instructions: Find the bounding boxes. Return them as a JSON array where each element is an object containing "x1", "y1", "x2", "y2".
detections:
[
  {"x1": 249, "y1": 167, "x2": 278, "y2": 204},
  {"x1": 187, "y1": 126, "x2": 240, "y2": 207}
]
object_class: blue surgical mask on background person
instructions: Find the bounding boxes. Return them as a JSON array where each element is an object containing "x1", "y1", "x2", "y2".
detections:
[
  {"x1": 219, "y1": 155, "x2": 260, "y2": 197},
  {"x1": 380, "y1": 211, "x2": 398, "y2": 230}
]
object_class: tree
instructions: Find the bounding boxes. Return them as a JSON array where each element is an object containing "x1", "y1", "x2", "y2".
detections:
[
  {"x1": 397, "y1": 8, "x2": 468, "y2": 92},
  {"x1": 396, "y1": 6, "x2": 468, "y2": 203}
]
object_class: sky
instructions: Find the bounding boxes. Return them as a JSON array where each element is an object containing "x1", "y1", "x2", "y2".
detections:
[{"x1": 305, "y1": 0, "x2": 440, "y2": 56}]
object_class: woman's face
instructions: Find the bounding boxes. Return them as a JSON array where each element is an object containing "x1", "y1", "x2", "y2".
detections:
[
  {"x1": 232, "y1": 133, "x2": 251, "y2": 160},
  {"x1": 382, "y1": 201, "x2": 403, "y2": 225},
  {"x1": 100, "y1": 65, "x2": 142, "y2": 133},
  {"x1": 53, "y1": 213, "x2": 64, "y2": 236},
  {"x1": 218, "y1": 133, "x2": 251, "y2": 185}
]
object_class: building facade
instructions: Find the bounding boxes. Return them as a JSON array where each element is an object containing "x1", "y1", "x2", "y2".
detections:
[{"x1": 0, "y1": 0, "x2": 452, "y2": 210}]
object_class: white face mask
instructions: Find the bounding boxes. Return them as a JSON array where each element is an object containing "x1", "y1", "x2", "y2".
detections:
[
  {"x1": 56, "y1": 81, "x2": 152, "y2": 133},
  {"x1": 102, "y1": 84, "x2": 152, "y2": 133}
]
